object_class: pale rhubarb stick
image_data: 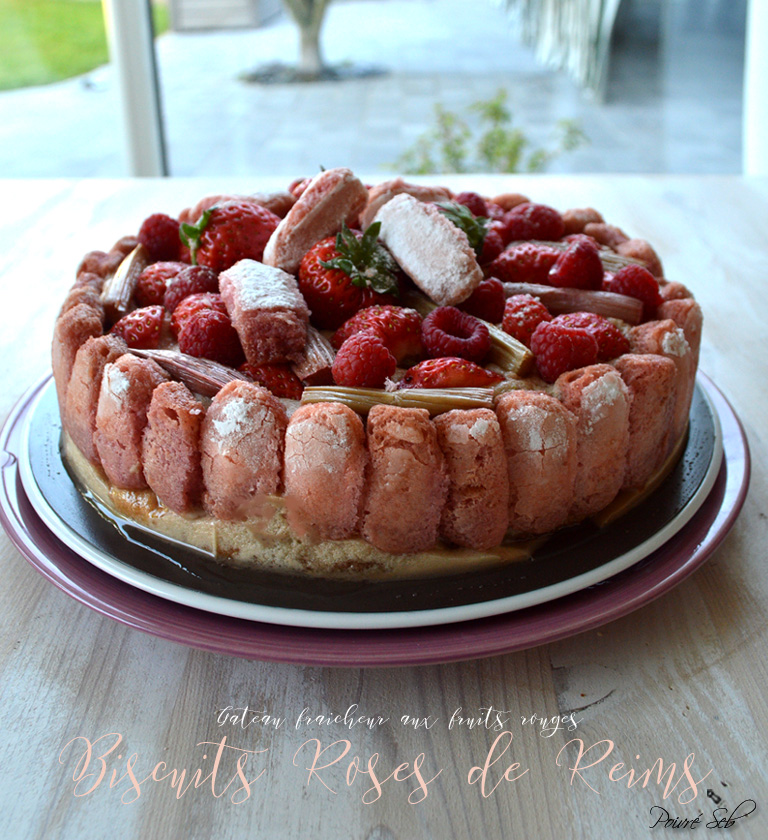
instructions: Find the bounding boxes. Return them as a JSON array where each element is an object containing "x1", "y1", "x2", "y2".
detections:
[
  {"x1": 301, "y1": 386, "x2": 494, "y2": 416},
  {"x1": 100, "y1": 245, "x2": 149, "y2": 324},
  {"x1": 524, "y1": 239, "x2": 645, "y2": 273},
  {"x1": 130, "y1": 348, "x2": 246, "y2": 397},
  {"x1": 291, "y1": 326, "x2": 335, "y2": 385},
  {"x1": 502, "y1": 282, "x2": 643, "y2": 325}
]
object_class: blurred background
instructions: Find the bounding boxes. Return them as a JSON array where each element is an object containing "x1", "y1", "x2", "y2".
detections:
[{"x1": 0, "y1": 0, "x2": 751, "y2": 178}]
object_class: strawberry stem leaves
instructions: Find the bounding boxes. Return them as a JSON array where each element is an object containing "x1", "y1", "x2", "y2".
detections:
[
  {"x1": 436, "y1": 201, "x2": 488, "y2": 258},
  {"x1": 179, "y1": 207, "x2": 214, "y2": 266},
  {"x1": 320, "y1": 222, "x2": 400, "y2": 296}
]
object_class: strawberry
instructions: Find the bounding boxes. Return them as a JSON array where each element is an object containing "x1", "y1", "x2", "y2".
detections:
[
  {"x1": 421, "y1": 306, "x2": 491, "y2": 363},
  {"x1": 486, "y1": 242, "x2": 560, "y2": 285},
  {"x1": 298, "y1": 222, "x2": 400, "y2": 330},
  {"x1": 479, "y1": 224, "x2": 504, "y2": 264},
  {"x1": 500, "y1": 202, "x2": 564, "y2": 244},
  {"x1": 138, "y1": 213, "x2": 181, "y2": 262},
  {"x1": 163, "y1": 265, "x2": 219, "y2": 314},
  {"x1": 605, "y1": 264, "x2": 662, "y2": 320},
  {"x1": 170, "y1": 292, "x2": 228, "y2": 337},
  {"x1": 331, "y1": 331, "x2": 397, "y2": 388},
  {"x1": 548, "y1": 239, "x2": 604, "y2": 290},
  {"x1": 454, "y1": 191, "x2": 488, "y2": 217},
  {"x1": 331, "y1": 305, "x2": 422, "y2": 363},
  {"x1": 180, "y1": 201, "x2": 280, "y2": 272},
  {"x1": 177, "y1": 309, "x2": 244, "y2": 367},
  {"x1": 239, "y1": 362, "x2": 304, "y2": 400},
  {"x1": 110, "y1": 305, "x2": 164, "y2": 349},
  {"x1": 502, "y1": 294, "x2": 552, "y2": 346},
  {"x1": 551, "y1": 312, "x2": 630, "y2": 360},
  {"x1": 135, "y1": 261, "x2": 186, "y2": 307},
  {"x1": 530, "y1": 321, "x2": 598, "y2": 383},
  {"x1": 398, "y1": 357, "x2": 503, "y2": 389},
  {"x1": 459, "y1": 277, "x2": 505, "y2": 323}
]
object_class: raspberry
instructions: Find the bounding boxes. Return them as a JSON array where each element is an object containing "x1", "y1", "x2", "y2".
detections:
[
  {"x1": 459, "y1": 277, "x2": 505, "y2": 324},
  {"x1": 138, "y1": 213, "x2": 181, "y2": 262},
  {"x1": 530, "y1": 321, "x2": 598, "y2": 383},
  {"x1": 487, "y1": 242, "x2": 560, "y2": 285},
  {"x1": 479, "y1": 225, "x2": 504, "y2": 264},
  {"x1": 178, "y1": 309, "x2": 244, "y2": 367},
  {"x1": 240, "y1": 363, "x2": 304, "y2": 400},
  {"x1": 164, "y1": 265, "x2": 219, "y2": 313},
  {"x1": 548, "y1": 240, "x2": 604, "y2": 290},
  {"x1": 501, "y1": 202, "x2": 565, "y2": 244},
  {"x1": 606, "y1": 264, "x2": 662, "y2": 320},
  {"x1": 109, "y1": 305, "x2": 164, "y2": 349},
  {"x1": 332, "y1": 331, "x2": 397, "y2": 388},
  {"x1": 484, "y1": 202, "x2": 507, "y2": 220},
  {"x1": 421, "y1": 306, "x2": 491, "y2": 364},
  {"x1": 171, "y1": 292, "x2": 228, "y2": 337},
  {"x1": 454, "y1": 191, "x2": 488, "y2": 217},
  {"x1": 135, "y1": 261, "x2": 186, "y2": 307},
  {"x1": 552, "y1": 312, "x2": 630, "y2": 360},
  {"x1": 502, "y1": 294, "x2": 552, "y2": 346}
]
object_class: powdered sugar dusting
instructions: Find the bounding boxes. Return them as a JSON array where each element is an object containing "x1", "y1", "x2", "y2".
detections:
[
  {"x1": 581, "y1": 373, "x2": 625, "y2": 435},
  {"x1": 212, "y1": 397, "x2": 262, "y2": 453},
  {"x1": 468, "y1": 417, "x2": 491, "y2": 442},
  {"x1": 105, "y1": 365, "x2": 129, "y2": 401},
  {"x1": 505, "y1": 404, "x2": 567, "y2": 451},
  {"x1": 661, "y1": 328, "x2": 689, "y2": 358},
  {"x1": 221, "y1": 260, "x2": 306, "y2": 313}
]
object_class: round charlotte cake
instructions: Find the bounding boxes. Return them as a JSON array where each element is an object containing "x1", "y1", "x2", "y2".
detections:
[{"x1": 51, "y1": 168, "x2": 703, "y2": 579}]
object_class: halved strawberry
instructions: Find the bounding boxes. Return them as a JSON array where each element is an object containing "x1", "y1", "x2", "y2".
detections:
[
  {"x1": 298, "y1": 222, "x2": 400, "y2": 330},
  {"x1": 239, "y1": 362, "x2": 304, "y2": 400},
  {"x1": 397, "y1": 357, "x2": 503, "y2": 389},
  {"x1": 487, "y1": 242, "x2": 560, "y2": 285},
  {"x1": 110, "y1": 305, "x2": 164, "y2": 349},
  {"x1": 331, "y1": 305, "x2": 422, "y2": 363}
]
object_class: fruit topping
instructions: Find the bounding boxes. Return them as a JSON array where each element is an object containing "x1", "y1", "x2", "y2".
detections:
[
  {"x1": 177, "y1": 308, "x2": 244, "y2": 367},
  {"x1": 170, "y1": 292, "x2": 228, "y2": 337},
  {"x1": 298, "y1": 222, "x2": 400, "y2": 330},
  {"x1": 331, "y1": 305, "x2": 422, "y2": 363},
  {"x1": 138, "y1": 213, "x2": 181, "y2": 262},
  {"x1": 129, "y1": 348, "x2": 245, "y2": 397},
  {"x1": 332, "y1": 330, "x2": 397, "y2": 388},
  {"x1": 179, "y1": 201, "x2": 281, "y2": 271},
  {"x1": 290, "y1": 326, "x2": 336, "y2": 386},
  {"x1": 501, "y1": 202, "x2": 564, "y2": 243},
  {"x1": 479, "y1": 224, "x2": 504, "y2": 264},
  {"x1": 110, "y1": 305, "x2": 164, "y2": 349},
  {"x1": 459, "y1": 277, "x2": 505, "y2": 324},
  {"x1": 551, "y1": 312, "x2": 630, "y2": 360},
  {"x1": 530, "y1": 321, "x2": 599, "y2": 383},
  {"x1": 605, "y1": 264, "x2": 662, "y2": 320},
  {"x1": 487, "y1": 242, "x2": 560, "y2": 285},
  {"x1": 240, "y1": 362, "x2": 304, "y2": 400},
  {"x1": 502, "y1": 294, "x2": 552, "y2": 346},
  {"x1": 421, "y1": 306, "x2": 491, "y2": 363},
  {"x1": 135, "y1": 261, "x2": 187, "y2": 307},
  {"x1": 301, "y1": 385, "x2": 495, "y2": 416},
  {"x1": 101, "y1": 245, "x2": 149, "y2": 323},
  {"x1": 547, "y1": 239, "x2": 604, "y2": 290},
  {"x1": 435, "y1": 201, "x2": 488, "y2": 258},
  {"x1": 398, "y1": 357, "x2": 503, "y2": 389},
  {"x1": 500, "y1": 282, "x2": 643, "y2": 324},
  {"x1": 453, "y1": 191, "x2": 488, "y2": 217},
  {"x1": 163, "y1": 265, "x2": 219, "y2": 314}
]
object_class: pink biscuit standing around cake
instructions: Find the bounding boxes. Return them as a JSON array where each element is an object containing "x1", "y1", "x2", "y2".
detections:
[
  {"x1": 219, "y1": 259, "x2": 309, "y2": 365},
  {"x1": 555, "y1": 364, "x2": 631, "y2": 519},
  {"x1": 64, "y1": 334, "x2": 128, "y2": 465},
  {"x1": 52, "y1": 302, "x2": 104, "y2": 415},
  {"x1": 361, "y1": 405, "x2": 448, "y2": 554},
  {"x1": 613, "y1": 353, "x2": 677, "y2": 489},
  {"x1": 142, "y1": 381, "x2": 206, "y2": 514},
  {"x1": 200, "y1": 380, "x2": 288, "y2": 520},
  {"x1": 657, "y1": 297, "x2": 703, "y2": 366},
  {"x1": 283, "y1": 402, "x2": 367, "y2": 541},
  {"x1": 359, "y1": 178, "x2": 452, "y2": 230},
  {"x1": 93, "y1": 354, "x2": 170, "y2": 490},
  {"x1": 495, "y1": 391, "x2": 578, "y2": 535},
  {"x1": 433, "y1": 408, "x2": 509, "y2": 550}
]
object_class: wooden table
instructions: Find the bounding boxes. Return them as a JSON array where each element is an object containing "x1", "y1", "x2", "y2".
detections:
[{"x1": 0, "y1": 176, "x2": 765, "y2": 839}]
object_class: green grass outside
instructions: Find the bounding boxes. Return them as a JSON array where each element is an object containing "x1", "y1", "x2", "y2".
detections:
[{"x1": 0, "y1": 1, "x2": 169, "y2": 92}]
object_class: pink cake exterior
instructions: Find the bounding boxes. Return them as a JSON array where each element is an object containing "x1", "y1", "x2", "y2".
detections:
[
  {"x1": 52, "y1": 303, "x2": 104, "y2": 414},
  {"x1": 283, "y1": 402, "x2": 367, "y2": 540},
  {"x1": 657, "y1": 297, "x2": 703, "y2": 366},
  {"x1": 93, "y1": 354, "x2": 169, "y2": 490},
  {"x1": 361, "y1": 405, "x2": 448, "y2": 554},
  {"x1": 433, "y1": 408, "x2": 509, "y2": 550},
  {"x1": 496, "y1": 391, "x2": 578, "y2": 535},
  {"x1": 142, "y1": 381, "x2": 206, "y2": 514},
  {"x1": 200, "y1": 380, "x2": 288, "y2": 520}
]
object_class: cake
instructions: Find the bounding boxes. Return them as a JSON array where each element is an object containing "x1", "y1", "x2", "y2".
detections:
[{"x1": 51, "y1": 168, "x2": 702, "y2": 578}]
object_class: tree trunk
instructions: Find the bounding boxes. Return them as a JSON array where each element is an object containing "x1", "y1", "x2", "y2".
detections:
[{"x1": 282, "y1": 0, "x2": 332, "y2": 77}]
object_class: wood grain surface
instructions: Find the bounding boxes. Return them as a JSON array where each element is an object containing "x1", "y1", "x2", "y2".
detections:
[{"x1": 0, "y1": 176, "x2": 766, "y2": 840}]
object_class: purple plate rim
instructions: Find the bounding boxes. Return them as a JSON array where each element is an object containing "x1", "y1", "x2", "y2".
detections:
[{"x1": 0, "y1": 372, "x2": 750, "y2": 667}]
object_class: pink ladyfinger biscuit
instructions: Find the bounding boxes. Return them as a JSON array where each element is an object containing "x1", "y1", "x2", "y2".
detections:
[
  {"x1": 283, "y1": 403, "x2": 367, "y2": 540},
  {"x1": 613, "y1": 354, "x2": 677, "y2": 489},
  {"x1": 361, "y1": 405, "x2": 448, "y2": 554},
  {"x1": 142, "y1": 381, "x2": 205, "y2": 514},
  {"x1": 219, "y1": 259, "x2": 309, "y2": 364},
  {"x1": 93, "y1": 354, "x2": 169, "y2": 489},
  {"x1": 433, "y1": 409, "x2": 509, "y2": 550},
  {"x1": 52, "y1": 303, "x2": 104, "y2": 415},
  {"x1": 63, "y1": 334, "x2": 128, "y2": 465},
  {"x1": 657, "y1": 297, "x2": 703, "y2": 366},
  {"x1": 200, "y1": 380, "x2": 288, "y2": 520},
  {"x1": 262, "y1": 167, "x2": 368, "y2": 274},
  {"x1": 554, "y1": 364, "x2": 631, "y2": 519},
  {"x1": 630, "y1": 319, "x2": 695, "y2": 449},
  {"x1": 495, "y1": 391, "x2": 578, "y2": 535},
  {"x1": 179, "y1": 191, "x2": 296, "y2": 224},
  {"x1": 359, "y1": 178, "x2": 452, "y2": 229}
]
